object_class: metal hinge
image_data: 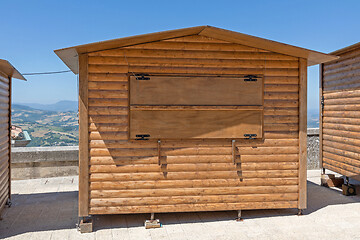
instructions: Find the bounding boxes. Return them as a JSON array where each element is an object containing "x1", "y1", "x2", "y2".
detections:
[
  {"x1": 321, "y1": 96, "x2": 324, "y2": 111},
  {"x1": 244, "y1": 134, "x2": 257, "y2": 139},
  {"x1": 135, "y1": 73, "x2": 150, "y2": 80},
  {"x1": 244, "y1": 75, "x2": 258, "y2": 82},
  {"x1": 135, "y1": 134, "x2": 150, "y2": 140}
]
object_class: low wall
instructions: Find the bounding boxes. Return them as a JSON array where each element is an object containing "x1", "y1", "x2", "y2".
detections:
[
  {"x1": 11, "y1": 146, "x2": 78, "y2": 180},
  {"x1": 11, "y1": 129, "x2": 320, "y2": 179},
  {"x1": 307, "y1": 128, "x2": 319, "y2": 170}
]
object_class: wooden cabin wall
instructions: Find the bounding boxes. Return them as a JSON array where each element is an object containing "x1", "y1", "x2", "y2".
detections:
[
  {"x1": 321, "y1": 48, "x2": 360, "y2": 180},
  {"x1": 0, "y1": 72, "x2": 10, "y2": 215},
  {"x1": 82, "y1": 35, "x2": 302, "y2": 215}
]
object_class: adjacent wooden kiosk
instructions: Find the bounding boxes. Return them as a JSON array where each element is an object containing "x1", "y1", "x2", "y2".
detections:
[
  {"x1": 320, "y1": 42, "x2": 360, "y2": 195},
  {"x1": 0, "y1": 60, "x2": 26, "y2": 218},
  {"x1": 55, "y1": 26, "x2": 336, "y2": 231}
]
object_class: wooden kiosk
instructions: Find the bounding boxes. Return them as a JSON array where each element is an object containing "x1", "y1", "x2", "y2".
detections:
[
  {"x1": 320, "y1": 42, "x2": 360, "y2": 195},
  {"x1": 54, "y1": 26, "x2": 336, "y2": 230},
  {"x1": 0, "y1": 60, "x2": 26, "y2": 218}
]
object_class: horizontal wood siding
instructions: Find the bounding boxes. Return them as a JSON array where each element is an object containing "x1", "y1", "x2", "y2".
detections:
[
  {"x1": 0, "y1": 72, "x2": 9, "y2": 215},
  {"x1": 322, "y1": 47, "x2": 360, "y2": 179},
  {"x1": 86, "y1": 35, "x2": 300, "y2": 214}
]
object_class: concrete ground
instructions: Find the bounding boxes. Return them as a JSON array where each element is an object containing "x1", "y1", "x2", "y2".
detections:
[{"x1": 0, "y1": 170, "x2": 359, "y2": 240}]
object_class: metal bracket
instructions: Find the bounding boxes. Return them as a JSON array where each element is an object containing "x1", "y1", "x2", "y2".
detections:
[
  {"x1": 244, "y1": 134, "x2": 257, "y2": 139},
  {"x1": 157, "y1": 140, "x2": 161, "y2": 165},
  {"x1": 135, "y1": 134, "x2": 150, "y2": 140},
  {"x1": 244, "y1": 75, "x2": 258, "y2": 82},
  {"x1": 135, "y1": 73, "x2": 150, "y2": 80},
  {"x1": 5, "y1": 199, "x2": 11, "y2": 207},
  {"x1": 232, "y1": 140, "x2": 237, "y2": 165}
]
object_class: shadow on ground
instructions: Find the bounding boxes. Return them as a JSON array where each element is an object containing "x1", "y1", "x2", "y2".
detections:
[{"x1": 0, "y1": 180, "x2": 359, "y2": 238}]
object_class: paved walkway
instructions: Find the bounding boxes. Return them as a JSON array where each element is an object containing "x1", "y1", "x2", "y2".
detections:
[{"x1": 0, "y1": 170, "x2": 359, "y2": 240}]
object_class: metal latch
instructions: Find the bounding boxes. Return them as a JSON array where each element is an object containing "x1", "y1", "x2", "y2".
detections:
[
  {"x1": 244, "y1": 75, "x2": 258, "y2": 82},
  {"x1": 244, "y1": 134, "x2": 257, "y2": 139},
  {"x1": 135, "y1": 134, "x2": 150, "y2": 140},
  {"x1": 135, "y1": 73, "x2": 150, "y2": 80}
]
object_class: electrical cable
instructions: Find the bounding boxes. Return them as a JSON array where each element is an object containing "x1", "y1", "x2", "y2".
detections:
[{"x1": 22, "y1": 70, "x2": 72, "y2": 76}]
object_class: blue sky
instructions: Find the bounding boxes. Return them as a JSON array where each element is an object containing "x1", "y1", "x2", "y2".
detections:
[{"x1": 2, "y1": 1, "x2": 360, "y2": 111}]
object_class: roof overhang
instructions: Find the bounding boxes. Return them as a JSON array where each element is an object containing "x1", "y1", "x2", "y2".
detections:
[
  {"x1": 0, "y1": 59, "x2": 26, "y2": 80},
  {"x1": 330, "y1": 41, "x2": 360, "y2": 56},
  {"x1": 55, "y1": 25, "x2": 338, "y2": 74}
]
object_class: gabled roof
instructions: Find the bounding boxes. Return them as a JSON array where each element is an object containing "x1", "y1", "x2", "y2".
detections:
[
  {"x1": 0, "y1": 59, "x2": 26, "y2": 80},
  {"x1": 330, "y1": 41, "x2": 360, "y2": 56},
  {"x1": 54, "y1": 25, "x2": 338, "y2": 74}
]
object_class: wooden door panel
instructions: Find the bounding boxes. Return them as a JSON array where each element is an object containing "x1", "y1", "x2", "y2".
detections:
[
  {"x1": 130, "y1": 76, "x2": 263, "y2": 106},
  {"x1": 130, "y1": 109, "x2": 263, "y2": 139}
]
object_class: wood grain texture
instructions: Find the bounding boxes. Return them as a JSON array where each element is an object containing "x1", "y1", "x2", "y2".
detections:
[
  {"x1": 130, "y1": 109, "x2": 263, "y2": 139},
  {"x1": 0, "y1": 72, "x2": 10, "y2": 217},
  {"x1": 78, "y1": 54, "x2": 89, "y2": 217},
  {"x1": 321, "y1": 45, "x2": 360, "y2": 179},
  {"x1": 81, "y1": 34, "x2": 301, "y2": 215},
  {"x1": 298, "y1": 58, "x2": 307, "y2": 209},
  {"x1": 130, "y1": 76, "x2": 263, "y2": 106}
]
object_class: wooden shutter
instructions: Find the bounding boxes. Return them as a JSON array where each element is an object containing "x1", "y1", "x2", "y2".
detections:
[
  {"x1": 130, "y1": 76, "x2": 263, "y2": 106},
  {"x1": 129, "y1": 75, "x2": 263, "y2": 140}
]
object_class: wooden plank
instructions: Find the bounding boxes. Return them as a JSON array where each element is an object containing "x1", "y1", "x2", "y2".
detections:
[
  {"x1": 323, "y1": 116, "x2": 360, "y2": 125},
  {"x1": 130, "y1": 109, "x2": 263, "y2": 139},
  {"x1": 130, "y1": 76, "x2": 263, "y2": 106},
  {"x1": 324, "y1": 97, "x2": 360, "y2": 105},
  {"x1": 323, "y1": 128, "x2": 360, "y2": 140},
  {"x1": 124, "y1": 41, "x2": 267, "y2": 52},
  {"x1": 89, "y1": 178, "x2": 299, "y2": 190},
  {"x1": 323, "y1": 150, "x2": 360, "y2": 168},
  {"x1": 198, "y1": 26, "x2": 335, "y2": 65},
  {"x1": 89, "y1": 162, "x2": 299, "y2": 173},
  {"x1": 89, "y1": 154, "x2": 299, "y2": 166},
  {"x1": 89, "y1": 65, "x2": 298, "y2": 76},
  {"x1": 88, "y1": 56, "x2": 299, "y2": 69},
  {"x1": 89, "y1": 49, "x2": 298, "y2": 61},
  {"x1": 90, "y1": 193, "x2": 299, "y2": 207},
  {"x1": 90, "y1": 170, "x2": 298, "y2": 182},
  {"x1": 78, "y1": 53, "x2": 89, "y2": 217},
  {"x1": 298, "y1": 58, "x2": 307, "y2": 210},
  {"x1": 90, "y1": 185, "x2": 298, "y2": 198},
  {"x1": 89, "y1": 146, "x2": 298, "y2": 157},
  {"x1": 89, "y1": 138, "x2": 298, "y2": 148},
  {"x1": 89, "y1": 201, "x2": 298, "y2": 214},
  {"x1": 74, "y1": 26, "x2": 207, "y2": 54}
]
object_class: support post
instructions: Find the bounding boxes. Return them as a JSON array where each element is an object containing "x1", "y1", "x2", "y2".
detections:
[
  {"x1": 236, "y1": 210, "x2": 243, "y2": 221},
  {"x1": 79, "y1": 54, "x2": 89, "y2": 217},
  {"x1": 157, "y1": 140, "x2": 161, "y2": 165},
  {"x1": 298, "y1": 58, "x2": 307, "y2": 210},
  {"x1": 145, "y1": 213, "x2": 161, "y2": 229}
]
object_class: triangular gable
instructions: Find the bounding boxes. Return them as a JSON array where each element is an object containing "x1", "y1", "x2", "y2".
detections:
[{"x1": 55, "y1": 25, "x2": 337, "y2": 74}]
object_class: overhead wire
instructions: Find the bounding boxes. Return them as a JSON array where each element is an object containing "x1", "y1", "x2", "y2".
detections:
[{"x1": 22, "y1": 70, "x2": 72, "y2": 76}]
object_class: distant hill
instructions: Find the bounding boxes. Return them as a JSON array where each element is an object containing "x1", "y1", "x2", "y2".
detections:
[
  {"x1": 13, "y1": 100, "x2": 78, "y2": 112},
  {"x1": 308, "y1": 108, "x2": 319, "y2": 128},
  {"x1": 12, "y1": 104, "x2": 78, "y2": 147}
]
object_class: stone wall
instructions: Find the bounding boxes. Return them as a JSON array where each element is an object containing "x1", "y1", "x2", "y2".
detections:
[
  {"x1": 11, "y1": 129, "x2": 320, "y2": 179},
  {"x1": 11, "y1": 146, "x2": 78, "y2": 180},
  {"x1": 307, "y1": 128, "x2": 320, "y2": 170}
]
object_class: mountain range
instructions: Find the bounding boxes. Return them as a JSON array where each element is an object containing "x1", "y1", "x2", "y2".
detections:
[
  {"x1": 13, "y1": 100, "x2": 78, "y2": 112},
  {"x1": 11, "y1": 102, "x2": 78, "y2": 147}
]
